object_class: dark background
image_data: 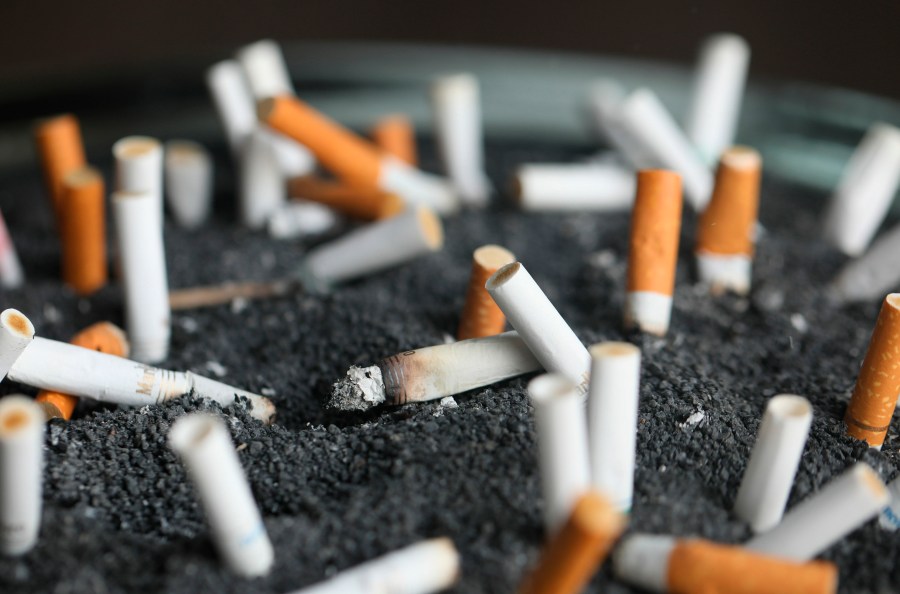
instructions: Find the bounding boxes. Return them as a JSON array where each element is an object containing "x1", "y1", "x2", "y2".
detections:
[{"x1": 1, "y1": 0, "x2": 898, "y2": 100}]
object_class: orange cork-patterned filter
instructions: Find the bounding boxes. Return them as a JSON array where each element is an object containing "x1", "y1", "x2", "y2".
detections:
[
  {"x1": 458, "y1": 245, "x2": 515, "y2": 340},
  {"x1": 518, "y1": 491, "x2": 626, "y2": 594},
  {"x1": 34, "y1": 114, "x2": 86, "y2": 223},
  {"x1": 845, "y1": 293, "x2": 900, "y2": 447},
  {"x1": 258, "y1": 95, "x2": 383, "y2": 188},
  {"x1": 627, "y1": 170, "x2": 683, "y2": 295},
  {"x1": 288, "y1": 175, "x2": 405, "y2": 221},
  {"x1": 60, "y1": 167, "x2": 107, "y2": 296},
  {"x1": 696, "y1": 146, "x2": 761, "y2": 257},
  {"x1": 668, "y1": 539, "x2": 837, "y2": 594},
  {"x1": 371, "y1": 114, "x2": 418, "y2": 166}
]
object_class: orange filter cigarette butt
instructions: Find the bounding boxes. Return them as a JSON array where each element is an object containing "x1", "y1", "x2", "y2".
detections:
[
  {"x1": 34, "y1": 114, "x2": 86, "y2": 222},
  {"x1": 35, "y1": 322, "x2": 129, "y2": 420},
  {"x1": 457, "y1": 244, "x2": 516, "y2": 340},
  {"x1": 371, "y1": 114, "x2": 418, "y2": 166},
  {"x1": 288, "y1": 175, "x2": 405, "y2": 220},
  {"x1": 518, "y1": 491, "x2": 626, "y2": 594},
  {"x1": 60, "y1": 167, "x2": 107, "y2": 295},
  {"x1": 844, "y1": 293, "x2": 900, "y2": 447},
  {"x1": 695, "y1": 146, "x2": 761, "y2": 295},
  {"x1": 625, "y1": 170, "x2": 683, "y2": 335}
]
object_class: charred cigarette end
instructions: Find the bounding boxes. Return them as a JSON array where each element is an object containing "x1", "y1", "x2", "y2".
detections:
[
  {"x1": 329, "y1": 365, "x2": 386, "y2": 411},
  {"x1": 186, "y1": 372, "x2": 276, "y2": 424}
]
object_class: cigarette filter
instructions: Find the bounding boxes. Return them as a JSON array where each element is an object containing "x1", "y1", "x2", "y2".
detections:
[
  {"x1": 458, "y1": 245, "x2": 516, "y2": 340},
  {"x1": 330, "y1": 331, "x2": 541, "y2": 411},
  {"x1": 235, "y1": 39, "x2": 295, "y2": 100},
  {"x1": 239, "y1": 129, "x2": 286, "y2": 229},
  {"x1": 0, "y1": 396, "x2": 45, "y2": 556},
  {"x1": 616, "y1": 89, "x2": 713, "y2": 211},
  {"x1": 0, "y1": 309, "x2": 34, "y2": 381},
  {"x1": 431, "y1": 73, "x2": 491, "y2": 206},
  {"x1": 9, "y1": 337, "x2": 275, "y2": 423},
  {"x1": 528, "y1": 374, "x2": 591, "y2": 533},
  {"x1": 685, "y1": 34, "x2": 751, "y2": 165},
  {"x1": 286, "y1": 538, "x2": 460, "y2": 594},
  {"x1": 625, "y1": 170, "x2": 683, "y2": 336},
  {"x1": 113, "y1": 190, "x2": 170, "y2": 363},
  {"x1": 487, "y1": 262, "x2": 591, "y2": 392},
  {"x1": 299, "y1": 207, "x2": 443, "y2": 291},
  {"x1": 258, "y1": 95, "x2": 459, "y2": 214},
  {"x1": 878, "y1": 475, "x2": 900, "y2": 531},
  {"x1": 60, "y1": 167, "x2": 107, "y2": 295},
  {"x1": 169, "y1": 279, "x2": 296, "y2": 311},
  {"x1": 844, "y1": 294, "x2": 900, "y2": 447},
  {"x1": 823, "y1": 123, "x2": 900, "y2": 257},
  {"x1": 733, "y1": 395, "x2": 813, "y2": 533},
  {"x1": 587, "y1": 81, "x2": 654, "y2": 169},
  {"x1": 587, "y1": 342, "x2": 641, "y2": 512},
  {"x1": 695, "y1": 147, "x2": 761, "y2": 295},
  {"x1": 614, "y1": 534, "x2": 837, "y2": 594},
  {"x1": 164, "y1": 140, "x2": 213, "y2": 229},
  {"x1": 206, "y1": 60, "x2": 257, "y2": 157},
  {"x1": 519, "y1": 491, "x2": 626, "y2": 594},
  {"x1": 35, "y1": 322, "x2": 129, "y2": 421},
  {"x1": 288, "y1": 175, "x2": 405, "y2": 221},
  {"x1": 371, "y1": 113, "x2": 418, "y2": 166},
  {"x1": 113, "y1": 136, "x2": 164, "y2": 221},
  {"x1": 831, "y1": 221, "x2": 900, "y2": 303},
  {"x1": 0, "y1": 209, "x2": 25, "y2": 289},
  {"x1": 34, "y1": 114, "x2": 86, "y2": 222},
  {"x1": 512, "y1": 162, "x2": 635, "y2": 212},
  {"x1": 268, "y1": 200, "x2": 338, "y2": 240},
  {"x1": 169, "y1": 413, "x2": 274, "y2": 576},
  {"x1": 745, "y1": 462, "x2": 888, "y2": 561}
]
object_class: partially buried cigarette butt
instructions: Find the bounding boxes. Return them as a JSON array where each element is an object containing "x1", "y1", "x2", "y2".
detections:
[
  {"x1": 371, "y1": 114, "x2": 418, "y2": 166},
  {"x1": 329, "y1": 331, "x2": 541, "y2": 411},
  {"x1": 288, "y1": 175, "x2": 405, "y2": 221},
  {"x1": 519, "y1": 491, "x2": 625, "y2": 594},
  {"x1": 830, "y1": 221, "x2": 900, "y2": 304},
  {"x1": 625, "y1": 170, "x2": 683, "y2": 336},
  {"x1": 34, "y1": 114, "x2": 86, "y2": 222},
  {"x1": 0, "y1": 396, "x2": 45, "y2": 556},
  {"x1": 113, "y1": 136, "x2": 164, "y2": 221},
  {"x1": 239, "y1": 129, "x2": 286, "y2": 230},
  {"x1": 0, "y1": 210, "x2": 24, "y2": 289},
  {"x1": 164, "y1": 140, "x2": 213, "y2": 229},
  {"x1": 614, "y1": 533, "x2": 837, "y2": 594},
  {"x1": 0, "y1": 309, "x2": 34, "y2": 381},
  {"x1": 695, "y1": 147, "x2": 761, "y2": 295},
  {"x1": 60, "y1": 167, "x2": 107, "y2": 296},
  {"x1": 35, "y1": 322, "x2": 129, "y2": 421},
  {"x1": 512, "y1": 161, "x2": 635, "y2": 212},
  {"x1": 844, "y1": 293, "x2": 900, "y2": 448},
  {"x1": 457, "y1": 244, "x2": 516, "y2": 340}
]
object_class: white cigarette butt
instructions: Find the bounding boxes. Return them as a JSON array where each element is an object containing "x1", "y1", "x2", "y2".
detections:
[
  {"x1": 239, "y1": 129, "x2": 287, "y2": 230},
  {"x1": 268, "y1": 200, "x2": 338, "y2": 240},
  {"x1": 165, "y1": 140, "x2": 213, "y2": 229},
  {"x1": 831, "y1": 221, "x2": 900, "y2": 303},
  {"x1": 0, "y1": 309, "x2": 34, "y2": 381},
  {"x1": 235, "y1": 39, "x2": 295, "y2": 100},
  {"x1": 0, "y1": 396, "x2": 44, "y2": 557},
  {"x1": 512, "y1": 162, "x2": 635, "y2": 212},
  {"x1": 0, "y1": 211, "x2": 24, "y2": 289},
  {"x1": 113, "y1": 136, "x2": 164, "y2": 222}
]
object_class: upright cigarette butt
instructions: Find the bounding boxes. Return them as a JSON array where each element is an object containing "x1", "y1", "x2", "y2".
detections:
[
  {"x1": 0, "y1": 210, "x2": 25, "y2": 289},
  {"x1": 239, "y1": 129, "x2": 286, "y2": 229},
  {"x1": 206, "y1": 60, "x2": 257, "y2": 157},
  {"x1": 235, "y1": 39, "x2": 295, "y2": 100},
  {"x1": 733, "y1": 395, "x2": 812, "y2": 533},
  {"x1": 60, "y1": 167, "x2": 107, "y2": 295},
  {"x1": 844, "y1": 293, "x2": 900, "y2": 447},
  {"x1": 0, "y1": 309, "x2": 34, "y2": 381},
  {"x1": 831, "y1": 221, "x2": 900, "y2": 303},
  {"x1": 169, "y1": 413, "x2": 274, "y2": 576},
  {"x1": 288, "y1": 175, "x2": 405, "y2": 221},
  {"x1": 164, "y1": 140, "x2": 213, "y2": 229},
  {"x1": 458, "y1": 245, "x2": 516, "y2": 340},
  {"x1": 695, "y1": 147, "x2": 761, "y2": 295},
  {"x1": 35, "y1": 322, "x2": 129, "y2": 421},
  {"x1": 512, "y1": 161, "x2": 635, "y2": 212},
  {"x1": 34, "y1": 114, "x2": 86, "y2": 221},
  {"x1": 113, "y1": 136, "x2": 164, "y2": 221},
  {"x1": 371, "y1": 114, "x2": 417, "y2": 166},
  {"x1": 625, "y1": 170, "x2": 683, "y2": 336},
  {"x1": 614, "y1": 534, "x2": 837, "y2": 594},
  {"x1": 744, "y1": 463, "x2": 888, "y2": 561},
  {"x1": 519, "y1": 491, "x2": 625, "y2": 594},
  {"x1": 0, "y1": 396, "x2": 45, "y2": 556}
]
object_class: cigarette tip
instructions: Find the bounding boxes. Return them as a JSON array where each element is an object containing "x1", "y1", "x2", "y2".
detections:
[
  {"x1": 1, "y1": 309, "x2": 34, "y2": 339},
  {"x1": 328, "y1": 365, "x2": 385, "y2": 411}
]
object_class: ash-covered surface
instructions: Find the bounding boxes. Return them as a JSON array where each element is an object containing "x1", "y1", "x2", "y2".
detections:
[{"x1": 0, "y1": 140, "x2": 898, "y2": 594}]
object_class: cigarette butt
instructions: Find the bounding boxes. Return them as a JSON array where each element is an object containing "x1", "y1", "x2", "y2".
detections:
[
  {"x1": 35, "y1": 322, "x2": 129, "y2": 421},
  {"x1": 695, "y1": 147, "x2": 761, "y2": 295},
  {"x1": 614, "y1": 534, "x2": 837, "y2": 594},
  {"x1": 587, "y1": 81, "x2": 655, "y2": 169},
  {"x1": 34, "y1": 114, "x2": 86, "y2": 222},
  {"x1": 268, "y1": 200, "x2": 338, "y2": 240},
  {"x1": 878, "y1": 476, "x2": 900, "y2": 531},
  {"x1": 0, "y1": 309, "x2": 34, "y2": 382},
  {"x1": 113, "y1": 136, "x2": 164, "y2": 221},
  {"x1": 60, "y1": 167, "x2": 107, "y2": 295},
  {"x1": 206, "y1": 60, "x2": 256, "y2": 158},
  {"x1": 0, "y1": 395, "x2": 45, "y2": 556},
  {"x1": 169, "y1": 413, "x2": 274, "y2": 576},
  {"x1": 831, "y1": 221, "x2": 900, "y2": 303},
  {"x1": 0, "y1": 209, "x2": 25, "y2": 289},
  {"x1": 519, "y1": 491, "x2": 625, "y2": 594},
  {"x1": 371, "y1": 114, "x2": 417, "y2": 166},
  {"x1": 288, "y1": 175, "x2": 405, "y2": 221},
  {"x1": 169, "y1": 279, "x2": 296, "y2": 310},
  {"x1": 164, "y1": 140, "x2": 213, "y2": 229},
  {"x1": 844, "y1": 293, "x2": 900, "y2": 447},
  {"x1": 625, "y1": 170, "x2": 683, "y2": 335},
  {"x1": 512, "y1": 162, "x2": 635, "y2": 212},
  {"x1": 235, "y1": 39, "x2": 295, "y2": 100},
  {"x1": 239, "y1": 129, "x2": 286, "y2": 229},
  {"x1": 458, "y1": 245, "x2": 516, "y2": 340}
]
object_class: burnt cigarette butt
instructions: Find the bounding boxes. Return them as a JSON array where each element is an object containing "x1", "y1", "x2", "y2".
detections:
[
  {"x1": 519, "y1": 491, "x2": 625, "y2": 594},
  {"x1": 695, "y1": 147, "x2": 761, "y2": 295},
  {"x1": 844, "y1": 293, "x2": 900, "y2": 448},
  {"x1": 371, "y1": 114, "x2": 417, "y2": 166},
  {"x1": 169, "y1": 279, "x2": 296, "y2": 310},
  {"x1": 34, "y1": 114, "x2": 86, "y2": 222},
  {"x1": 35, "y1": 322, "x2": 129, "y2": 420},
  {"x1": 288, "y1": 175, "x2": 405, "y2": 221},
  {"x1": 458, "y1": 245, "x2": 516, "y2": 340},
  {"x1": 625, "y1": 170, "x2": 683, "y2": 336},
  {"x1": 60, "y1": 167, "x2": 107, "y2": 295}
]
